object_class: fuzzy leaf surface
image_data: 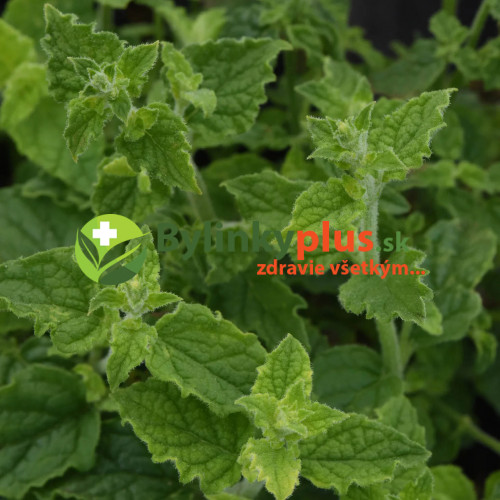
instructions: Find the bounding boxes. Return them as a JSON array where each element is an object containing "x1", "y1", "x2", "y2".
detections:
[
  {"x1": 183, "y1": 38, "x2": 291, "y2": 146},
  {"x1": 116, "y1": 103, "x2": 199, "y2": 193},
  {"x1": 107, "y1": 318, "x2": 158, "y2": 391},
  {"x1": 339, "y1": 249, "x2": 433, "y2": 326},
  {"x1": 146, "y1": 303, "x2": 266, "y2": 415},
  {"x1": 0, "y1": 247, "x2": 117, "y2": 353},
  {"x1": 42, "y1": 5, "x2": 125, "y2": 102},
  {"x1": 239, "y1": 438, "x2": 300, "y2": 500},
  {"x1": 300, "y1": 414, "x2": 430, "y2": 494},
  {"x1": 224, "y1": 171, "x2": 310, "y2": 230},
  {"x1": 114, "y1": 379, "x2": 253, "y2": 494},
  {"x1": 0, "y1": 365, "x2": 100, "y2": 498}
]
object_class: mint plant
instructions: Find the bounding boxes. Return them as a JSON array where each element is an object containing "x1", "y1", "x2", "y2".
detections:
[{"x1": 1, "y1": 0, "x2": 500, "y2": 499}]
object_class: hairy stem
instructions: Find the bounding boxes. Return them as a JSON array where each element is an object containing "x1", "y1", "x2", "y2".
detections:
[
  {"x1": 436, "y1": 400, "x2": 500, "y2": 456},
  {"x1": 376, "y1": 320, "x2": 403, "y2": 379},
  {"x1": 468, "y1": 0, "x2": 490, "y2": 48},
  {"x1": 361, "y1": 174, "x2": 402, "y2": 379},
  {"x1": 361, "y1": 175, "x2": 381, "y2": 265}
]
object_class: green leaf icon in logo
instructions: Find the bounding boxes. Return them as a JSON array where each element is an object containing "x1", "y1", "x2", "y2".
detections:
[{"x1": 75, "y1": 214, "x2": 148, "y2": 285}]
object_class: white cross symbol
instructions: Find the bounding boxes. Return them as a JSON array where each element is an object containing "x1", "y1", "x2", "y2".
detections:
[{"x1": 92, "y1": 221, "x2": 117, "y2": 247}]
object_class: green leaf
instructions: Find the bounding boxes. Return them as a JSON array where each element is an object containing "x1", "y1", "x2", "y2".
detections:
[
  {"x1": 161, "y1": 41, "x2": 201, "y2": 93},
  {"x1": 0, "y1": 62, "x2": 47, "y2": 129},
  {"x1": 142, "y1": 0, "x2": 226, "y2": 45},
  {"x1": 429, "y1": 11, "x2": 468, "y2": 57},
  {"x1": 424, "y1": 220, "x2": 496, "y2": 290},
  {"x1": 20, "y1": 170, "x2": 89, "y2": 209},
  {"x1": 0, "y1": 187, "x2": 90, "y2": 262},
  {"x1": 340, "y1": 484, "x2": 386, "y2": 500},
  {"x1": 65, "y1": 96, "x2": 113, "y2": 160},
  {"x1": 4, "y1": 0, "x2": 94, "y2": 42},
  {"x1": 477, "y1": 354, "x2": 500, "y2": 416},
  {"x1": 405, "y1": 342, "x2": 463, "y2": 395},
  {"x1": 49, "y1": 420, "x2": 190, "y2": 500},
  {"x1": 209, "y1": 271, "x2": 309, "y2": 349},
  {"x1": 430, "y1": 286, "x2": 480, "y2": 342},
  {"x1": 431, "y1": 110, "x2": 464, "y2": 160},
  {"x1": 184, "y1": 88, "x2": 217, "y2": 117},
  {"x1": 116, "y1": 103, "x2": 200, "y2": 193},
  {"x1": 285, "y1": 24, "x2": 323, "y2": 65},
  {"x1": 42, "y1": 4, "x2": 125, "y2": 102},
  {"x1": 224, "y1": 170, "x2": 310, "y2": 230},
  {"x1": 239, "y1": 438, "x2": 300, "y2": 500},
  {"x1": 398, "y1": 468, "x2": 434, "y2": 500},
  {"x1": 485, "y1": 470, "x2": 500, "y2": 500},
  {"x1": 457, "y1": 161, "x2": 489, "y2": 191},
  {"x1": 203, "y1": 153, "x2": 272, "y2": 219},
  {"x1": 252, "y1": 334, "x2": 312, "y2": 399},
  {"x1": 115, "y1": 230, "x2": 180, "y2": 316},
  {"x1": 237, "y1": 384, "x2": 344, "y2": 443},
  {"x1": 0, "y1": 365, "x2": 100, "y2": 499},
  {"x1": 300, "y1": 413, "x2": 430, "y2": 494},
  {"x1": 404, "y1": 160, "x2": 456, "y2": 189},
  {"x1": 114, "y1": 378, "x2": 253, "y2": 494},
  {"x1": 117, "y1": 42, "x2": 159, "y2": 98},
  {"x1": 478, "y1": 38, "x2": 500, "y2": 90},
  {"x1": 88, "y1": 287, "x2": 126, "y2": 313},
  {"x1": 107, "y1": 318, "x2": 158, "y2": 391},
  {"x1": 296, "y1": 59, "x2": 372, "y2": 119},
  {"x1": 73, "y1": 363, "x2": 107, "y2": 403},
  {"x1": 0, "y1": 247, "x2": 117, "y2": 354},
  {"x1": 339, "y1": 249, "x2": 433, "y2": 327},
  {"x1": 97, "y1": 0, "x2": 132, "y2": 8},
  {"x1": 91, "y1": 156, "x2": 168, "y2": 221},
  {"x1": 284, "y1": 178, "x2": 365, "y2": 235},
  {"x1": 4, "y1": 96, "x2": 101, "y2": 195},
  {"x1": 0, "y1": 311, "x2": 31, "y2": 336},
  {"x1": 470, "y1": 328, "x2": 497, "y2": 374},
  {"x1": 413, "y1": 220, "x2": 497, "y2": 344},
  {"x1": 431, "y1": 465, "x2": 476, "y2": 500},
  {"x1": 146, "y1": 303, "x2": 266, "y2": 415},
  {"x1": 237, "y1": 336, "x2": 345, "y2": 443},
  {"x1": 205, "y1": 225, "x2": 256, "y2": 285},
  {"x1": 368, "y1": 89, "x2": 455, "y2": 171},
  {"x1": 376, "y1": 396, "x2": 426, "y2": 445},
  {"x1": 371, "y1": 40, "x2": 446, "y2": 97},
  {"x1": 313, "y1": 345, "x2": 402, "y2": 413},
  {"x1": 0, "y1": 19, "x2": 35, "y2": 88},
  {"x1": 236, "y1": 335, "x2": 345, "y2": 499},
  {"x1": 183, "y1": 38, "x2": 291, "y2": 146}
]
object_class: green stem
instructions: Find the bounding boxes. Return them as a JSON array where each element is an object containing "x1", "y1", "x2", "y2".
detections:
[
  {"x1": 187, "y1": 164, "x2": 216, "y2": 222},
  {"x1": 284, "y1": 50, "x2": 300, "y2": 134},
  {"x1": 360, "y1": 174, "x2": 402, "y2": 379},
  {"x1": 442, "y1": 0, "x2": 458, "y2": 15},
  {"x1": 361, "y1": 175, "x2": 381, "y2": 265},
  {"x1": 376, "y1": 320, "x2": 403, "y2": 379},
  {"x1": 153, "y1": 11, "x2": 164, "y2": 41},
  {"x1": 97, "y1": 4, "x2": 113, "y2": 31},
  {"x1": 399, "y1": 321, "x2": 414, "y2": 369},
  {"x1": 436, "y1": 400, "x2": 500, "y2": 456},
  {"x1": 468, "y1": 0, "x2": 490, "y2": 48}
]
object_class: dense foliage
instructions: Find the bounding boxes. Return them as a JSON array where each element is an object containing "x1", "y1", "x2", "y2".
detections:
[{"x1": 0, "y1": 0, "x2": 499, "y2": 499}]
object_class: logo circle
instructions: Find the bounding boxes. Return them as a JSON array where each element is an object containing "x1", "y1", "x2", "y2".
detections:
[{"x1": 75, "y1": 214, "x2": 147, "y2": 285}]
